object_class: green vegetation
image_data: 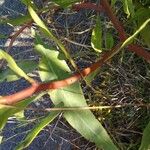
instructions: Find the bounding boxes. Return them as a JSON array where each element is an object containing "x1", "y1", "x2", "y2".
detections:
[{"x1": 0, "y1": 0, "x2": 150, "y2": 149}]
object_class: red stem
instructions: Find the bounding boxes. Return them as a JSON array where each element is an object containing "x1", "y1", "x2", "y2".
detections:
[
  {"x1": 100, "y1": 0, "x2": 150, "y2": 63},
  {"x1": 101, "y1": 0, "x2": 127, "y2": 41},
  {"x1": 7, "y1": 21, "x2": 33, "y2": 51},
  {"x1": 73, "y1": 2, "x2": 104, "y2": 12},
  {"x1": 0, "y1": 1, "x2": 150, "y2": 105},
  {"x1": 0, "y1": 21, "x2": 33, "y2": 69},
  {"x1": 73, "y1": 1, "x2": 150, "y2": 63},
  {"x1": 0, "y1": 44, "x2": 120, "y2": 105}
]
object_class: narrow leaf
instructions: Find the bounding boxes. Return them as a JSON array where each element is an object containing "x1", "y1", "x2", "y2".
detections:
[
  {"x1": 120, "y1": 18, "x2": 150, "y2": 48},
  {"x1": 50, "y1": 84, "x2": 118, "y2": 150},
  {"x1": 0, "y1": 50, "x2": 34, "y2": 83},
  {"x1": 27, "y1": 3, "x2": 77, "y2": 69},
  {"x1": 0, "y1": 60, "x2": 37, "y2": 82},
  {"x1": 139, "y1": 122, "x2": 150, "y2": 150},
  {"x1": 0, "y1": 14, "x2": 31, "y2": 26},
  {"x1": 35, "y1": 37, "x2": 118, "y2": 150},
  {"x1": 91, "y1": 15, "x2": 102, "y2": 53},
  {"x1": 134, "y1": 8, "x2": 150, "y2": 47},
  {"x1": 105, "y1": 33, "x2": 114, "y2": 49},
  {"x1": 103, "y1": 18, "x2": 150, "y2": 61},
  {"x1": 122, "y1": 0, "x2": 134, "y2": 18},
  {"x1": 0, "y1": 94, "x2": 44, "y2": 130},
  {"x1": 15, "y1": 102, "x2": 63, "y2": 150}
]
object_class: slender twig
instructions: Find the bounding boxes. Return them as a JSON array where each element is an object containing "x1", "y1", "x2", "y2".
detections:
[
  {"x1": 0, "y1": 102, "x2": 149, "y2": 112},
  {"x1": 63, "y1": 37, "x2": 92, "y2": 49},
  {"x1": 0, "y1": 21, "x2": 33, "y2": 68},
  {"x1": 7, "y1": 21, "x2": 33, "y2": 52},
  {"x1": 0, "y1": 3, "x2": 57, "y2": 69}
]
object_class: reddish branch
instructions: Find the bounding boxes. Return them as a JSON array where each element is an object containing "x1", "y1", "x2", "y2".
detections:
[
  {"x1": 74, "y1": 1, "x2": 150, "y2": 63},
  {"x1": 72, "y1": 2, "x2": 104, "y2": 12},
  {"x1": 7, "y1": 21, "x2": 33, "y2": 52},
  {"x1": 0, "y1": 1, "x2": 150, "y2": 105},
  {"x1": 0, "y1": 21, "x2": 33, "y2": 69},
  {"x1": 100, "y1": 0, "x2": 127, "y2": 40},
  {"x1": 101, "y1": 0, "x2": 150, "y2": 63},
  {"x1": 0, "y1": 44, "x2": 120, "y2": 105}
]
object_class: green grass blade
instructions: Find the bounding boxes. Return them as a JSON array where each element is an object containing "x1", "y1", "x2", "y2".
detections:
[
  {"x1": 15, "y1": 102, "x2": 63, "y2": 150},
  {"x1": 0, "y1": 50, "x2": 34, "y2": 83},
  {"x1": 139, "y1": 122, "x2": 150, "y2": 150}
]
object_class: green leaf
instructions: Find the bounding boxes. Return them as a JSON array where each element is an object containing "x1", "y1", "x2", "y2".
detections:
[
  {"x1": 21, "y1": 0, "x2": 29, "y2": 5},
  {"x1": 15, "y1": 102, "x2": 63, "y2": 150},
  {"x1": 120, "y1": 18, "x2": 150, "y2": 48},
  {"x1": 51, "y1": 0, "x2": 81, "y2": 8},
  {"x1": 139, "y1": 122, "x2": 150, "y2": 150},
  {"x1": 105, "y1": 33, "x2": 114, "y2": 49},
  {"x1": 34, "y1": 45, "x2": 70, "y2": 82},
  {"x1": 35, "y1": 37, "x2": 118, "y2": 150},
  {"x1": 14, "y1": 110, "x2": 25, "y2": 121},
  {"x1": 0, "y1": 50, "x2": 34, "y2": 83},
  {"x1": 27, "y1": 3, "x2": 76, "y2": 69},
  {"x1": 141, "y1": 24, "x2": 150, "y2": 47},
  {"x1": 91, "y1": 15, "x2": 102, "y2": 53},
  {"x1": 134, "y1": 8, "x2": 150, "y2": 47},
  {"x1": 98, "y1": 18, "x2": 150, "y2": 63},
  {"x1": 0, "y1": 60, "x2": 37, "y2": 82},
  {"x1": 50, "y1": 84, "x2": 118, "y2": 150},
  {"x1": 122, "y1": 0, "x2": 134, "y2": 18},
  {"x1": 0, "y1": 94, "x2": 43, "y2": 130},
  {"x1": 111, "y1": 0, "x2": 117, "y2": 6},
  {"x1": 133, "y1": 8, "x2": 149, "y2": 20},
  {"x1": 0, "y1": 14, "x2": 31, "y2": 26}
]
